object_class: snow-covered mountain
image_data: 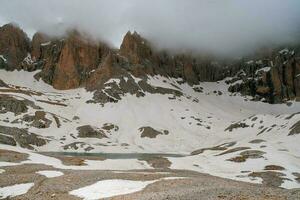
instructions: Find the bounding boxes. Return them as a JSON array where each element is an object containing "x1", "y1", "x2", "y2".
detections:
[
  {"x1": 0, "y1": 68, "x2": 299, "y2": 188},
  {"x1": 0, "y1": 23, "x2": 300, "y2": 190}
]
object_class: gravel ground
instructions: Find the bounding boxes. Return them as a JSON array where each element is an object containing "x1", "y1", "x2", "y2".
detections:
[{"x1": 0, "y1": 152, "x2": 299, "y2": 200}]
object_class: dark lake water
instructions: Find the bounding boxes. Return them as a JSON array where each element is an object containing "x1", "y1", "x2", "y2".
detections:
[{"x1": 42, "y1": 152, "x2": 187, "y2": 159}]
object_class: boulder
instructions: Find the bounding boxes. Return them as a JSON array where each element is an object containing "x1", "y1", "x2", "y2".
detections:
[{"x1": 77, "y1": 125, "x2": 107, "y2": 139}]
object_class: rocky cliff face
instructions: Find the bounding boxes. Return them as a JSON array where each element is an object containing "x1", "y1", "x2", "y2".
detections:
[
  {"x1": 0, "y1": 23, "x2": 299, "y2": 103},
  {"x1": 34, "y1": 31, "x2": 110, "y2": 89},
  {"x1": 120, "y1": 31, "x2": 153, "y2": 65},
  {"x1": 227, "y1": 49, "x2": 300, "y2": 103},
  {"x1": 31, "y1": 32, "x2": 50, "y2": 61},
  {"x1": 0, "y1": 24, "x2": 30, "y2": 70}
]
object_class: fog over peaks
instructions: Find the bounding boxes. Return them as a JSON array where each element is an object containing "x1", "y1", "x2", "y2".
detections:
[{"x1": 0, "y1": 0, "x2": 299, "y2": 56}]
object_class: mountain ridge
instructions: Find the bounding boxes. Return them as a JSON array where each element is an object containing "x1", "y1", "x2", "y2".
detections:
[{"x1": 0, "y1": 23, "x2": 300, "y2": 103}]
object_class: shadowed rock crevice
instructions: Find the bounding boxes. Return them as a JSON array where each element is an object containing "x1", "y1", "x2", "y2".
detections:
[
  {"x1": 228, "y1": 49, "x2": 300, "y2": 103},
  {"x1": 0, "y1": 125, "x2": 47, "y2": 149}
]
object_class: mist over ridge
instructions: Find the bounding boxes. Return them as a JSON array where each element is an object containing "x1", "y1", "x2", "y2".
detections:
[{"x1": 0, "y1": 0, "x2": 300, "y2": 57}]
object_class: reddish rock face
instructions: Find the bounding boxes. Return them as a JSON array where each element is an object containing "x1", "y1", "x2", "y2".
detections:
[
  {"x1": 52, "y1": 32, "x2": 100, "y2": 89},
  {"x1": 0, "y1": 24, "x2": 30, "y2": 70},
  {"x1": 120, "y1": 31, "x2": 153, "y2": 64},
  {"x1": 36, "y1": 31, "x2": 110, "y2": 90},
  {"x1": 31, "y1": 32, "x2": 51, "y2": 61},
  {"x1": 0, "y1": 23, "x2": 299, "y2": 104}
]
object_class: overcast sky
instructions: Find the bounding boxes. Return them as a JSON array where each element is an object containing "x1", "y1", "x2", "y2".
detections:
[{"x1": 0, "y1": 0, "x2": 299, "y2": 56}]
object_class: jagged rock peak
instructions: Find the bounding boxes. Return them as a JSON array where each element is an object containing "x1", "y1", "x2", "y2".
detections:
[
  {"x1": 31, "y1": 32, "x2": 51, "y2": 61},
  {"x1": 0, "y1": 23, "x2": 30, "y2": 70},
  {"x1": 34, "y1": 29, "x2": 111, "y2": 90},
  {"x1": 120, "y1": 31, "x2": 153, "y2": 64}
]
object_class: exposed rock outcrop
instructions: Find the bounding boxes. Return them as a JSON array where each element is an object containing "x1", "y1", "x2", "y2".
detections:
[
  {"x1": 0, "y1": 125, "x2": 47, "y2": 149},
  {"x1": 77, "y1": 125, "x2": 107, "y2": 139},
  {"x1": 21, "y1": 111, "x2": 52, "y2": 129},
  {"x1": 0, "y1": 95, "x2": 29, "y2": 115},
  {"x1": 120, "y1": 31, "x2": 153, "y2": 65},
  {"x1": 0, "y1": 23, "x2": 299, "y2": 104},
  {"x1": 0, "y1": 23, "x2": 30, "y2": 70},
  {"x1": 139, "y1": 126, "x2": 169, "y2": 138},
  {"x1": 0, "y1": 94, "x2": 41, "y2": 115},
  {"x1": 31, "y1": 32, "x2": 51, "y2": 61},
  {"x1": 35, "y1": 30, "x2": 110, "y2": 90},
  {"x1": 228, "y1": 49, "x2": 300, "y2": 103},
  {"x1": 289, "y1": 121, "x2": 300, "y2": 135}
]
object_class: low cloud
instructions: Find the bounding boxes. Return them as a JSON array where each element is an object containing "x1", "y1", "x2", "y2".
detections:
[{"x1": 0, "y1": 0, "x2": 299, "y2": 56}]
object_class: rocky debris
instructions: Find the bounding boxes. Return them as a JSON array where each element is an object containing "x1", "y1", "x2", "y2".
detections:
[
  {"x1": 0, "y1": 23, "x2": 30, "y2": 70},
  {"x1": 0, "y1": 95, "x2": 28, "y2": 115},
  {"x1": 0, "y1": 87, "x2": 43, "y2": 96},
  {"x1": 44, "y1": 154, "x2": 86, "y2": 166},
  {"x1": 264, "y1": 165, "x2": 285, "y2": 171},
  {"x1": 0, "y1": 94, "x2": 41, "y2": 115},
  {"x1": 36, "y1": 99, "x2": 67, "y2": 107},
  {"x1": 139, "y1": 127, "x2": 169, "y2": 138},
  {"x1": 217, "y1": 147, "x2": 251, "y2": 156},
  {"x1": 138, "y1": 156, "x2": 171, "y2": 169},
  {"x1": 249, "y1": 171, "x2": 289, "y2": 187},
  {"x1": 228, "y1": 49, "x2": 300, "y2": 103},
  {"x1": 0, "y1": 125, "x2": 47, "y2": 150},
  {"x1": 227, "y1": 150, "x2": 266, "y2": 163},
  {"x1": 289, "y1": 120, "x2": 300, "y2": 135},
  {"x1": 249, "y1": 139, "x2": 266, "y2": 144},
  {"x1": 0, "y1": 149, "x2": 28, "y2": 162},
  {"x1": 77, "y1": 125, "x2": 107, "y2": 139},
  {"x1": 51, "y1": 114, "x2": 61, "y2": 128},
  {"x1": 89, "y1": 71, "x2": 182, "y2": 105},
  {"x1": 102, "y1": 123, "x2": 119, "y2": 132},
  {"x1": 0, "y1": 134, "x2": 17, "y2": 146},
  {"x1": 225, "y1": 122, "x2": 249, "y2": 132},
  {"x1": 21, "y1": 111, "x2": 52, "y2": 129},
  {"x1": 191, "y1": 142, "x2": 236, "y2": 156},
  {"x1": 285, "y1": 112, "x2": 300, "y2": 120},
  {"x1": 63, "y1": 142, "x2": 94, "y2": 151},
  {"x1": 293, "y1": 172, "x2": 300, "y2": 183},
  {"x1": 0, "y1": 79, "x2": 8, "y2": 87}
]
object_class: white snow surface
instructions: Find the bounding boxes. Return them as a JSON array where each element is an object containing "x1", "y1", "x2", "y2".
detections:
[
  {"x1": 36, "y1": 170, "x2": 64, "y2": 178},
  {"x1": 0, "y1": 55, "x2": 6, "y2": 63},
  {"x1": 69, "y1": 177, "x2": 185, "y2": 200},
  {"x1": 41, "y1": 41, "x2": 51, "y2": 46},
  {"x1": 0, "y1": 70, "x2": 299, "y2": 189},
  {"x1": 0, "y1": 183, "x2": 34, "y2": 199},
  {"x1": 69, "y1": 179, "x2": 156, "y2": 200}
]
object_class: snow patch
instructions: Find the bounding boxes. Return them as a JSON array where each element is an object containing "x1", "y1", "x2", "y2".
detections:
[
  {"x1": 0, "y1": 183, "x2": 34, "y2": 199},
  {"x1": 255, "y1": 67, "x2": 271, "y2": 75},
  {"x1": 69, "y1": 179, "x2": 156, "y2": 200},
  {"x1": 69, "y1": 177, "x2": 185, "y2": 200},
  {"x1": 0, "y1": 55, "x2": 7, "y2": 63},
  {"x1": 41, "y1": 41, "x2": 51, "y2": 46},
  {"x1": 36, "y1": 170, "x2": 64, "y2": 178},
  {"x1": 23, "y1": 53, "x2": 33, "y2": 65}
]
